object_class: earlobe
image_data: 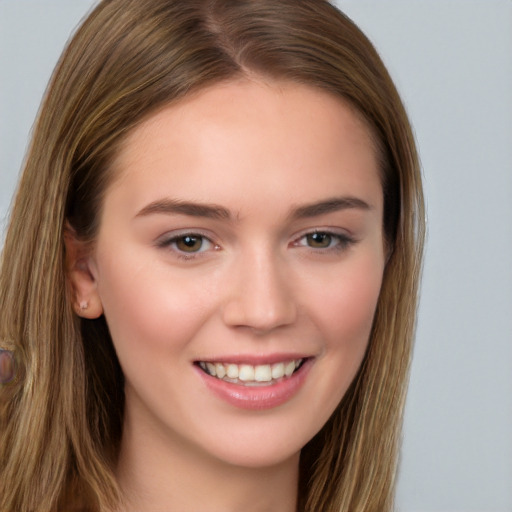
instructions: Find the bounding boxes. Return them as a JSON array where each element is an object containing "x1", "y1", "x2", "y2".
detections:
[{"x1": 63, "y1": 224, "x2": 104, "y2": 319}]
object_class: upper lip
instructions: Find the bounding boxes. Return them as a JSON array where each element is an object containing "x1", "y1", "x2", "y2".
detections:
[{"x1": 194, "y1": 353, "x2": 312, "y2": 365}]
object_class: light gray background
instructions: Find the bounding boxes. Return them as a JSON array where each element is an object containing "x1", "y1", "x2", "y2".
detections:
[{"x1": 1, "y1": 2, "x2": 511, "y2": 511}]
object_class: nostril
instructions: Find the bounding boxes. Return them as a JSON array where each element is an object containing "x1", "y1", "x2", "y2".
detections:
[
  {"x1": 223, "y1": 291, "x2": 296, "y2": 331},
  {"x1": 221, "y1": 255, "x2": 298, "y2": 331},
  {"x1": 222, "y1": 301, "x2": 297, "y2": 333}
]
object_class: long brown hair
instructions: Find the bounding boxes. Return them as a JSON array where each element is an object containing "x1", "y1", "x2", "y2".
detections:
[{"x1": 0, "y1": 1, "x2": 424, "y2": 510}]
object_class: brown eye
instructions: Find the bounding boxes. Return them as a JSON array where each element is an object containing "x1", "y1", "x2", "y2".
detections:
[
  {"x1": 306, "y1": 232, "x2": 332, "y2": 248},
  {"x1": 175, "y1": 235, "x2": 204, "y2": 253}
]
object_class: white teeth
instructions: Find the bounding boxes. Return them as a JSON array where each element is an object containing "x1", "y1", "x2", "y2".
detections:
[
  {"x1": 198, "y1": 359, "x2": 303, "y2": 384},
  {"x1": 215, "y1": 363, "x2": 226, "y2": 379},
  {"x1": 238, "y1": 365, "x2": 255, "y2": 381},
  {"x1": 284, "y1": 361, "x2": 296, "y2": 377},
  {"x1": 226, "y1": 364, "x2": 239, "y2": 379},
  {"x1": 271, "y1": 363, "x2": 285, "y2": 379},
  {"x1": 254, "y1": 364, "x2": 272, "y2": 382},
  {"x1": 206, "y1": 362, "x2": 216, "y2": 376}
]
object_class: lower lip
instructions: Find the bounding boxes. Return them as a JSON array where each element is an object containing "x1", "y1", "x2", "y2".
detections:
[{"x1": 196, "y1": 359, "x2": 313, "y2": 410}]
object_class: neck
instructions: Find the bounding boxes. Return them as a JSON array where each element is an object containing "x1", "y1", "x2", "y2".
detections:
[{"x1": 115, "y1": 412, "x2": 299, "y2": 512}]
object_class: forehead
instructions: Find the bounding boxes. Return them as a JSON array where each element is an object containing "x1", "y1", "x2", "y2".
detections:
[{"x1": 106, "y1": 78, "x2": 382, "y2": 215}]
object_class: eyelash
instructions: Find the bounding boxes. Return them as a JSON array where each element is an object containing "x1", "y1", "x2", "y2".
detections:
[
  {"x1": 156, "y1": 232, "x2": 218, "y2": 260},
  {"x1": 156, "y1": 229, "x2": 356, "y2": 260},
  {"x1": 291, "y1": 230, "x2": 356, "y2": 253}
]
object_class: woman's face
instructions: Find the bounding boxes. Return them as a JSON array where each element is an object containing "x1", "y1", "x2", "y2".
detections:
[{"x1": 84, "y1": 79, "x2": 385, "y2": 469}]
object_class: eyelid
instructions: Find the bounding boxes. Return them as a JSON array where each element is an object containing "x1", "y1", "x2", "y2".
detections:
[
  {"x1": 290, "y1": 227, "x2": 357, "y2": 251},
  {"x1": 155, "y1": 229, "x2": 220, "y2": 258},
  {"x1": 154, "y1": 227, "x2": 356, "y2": 260}
]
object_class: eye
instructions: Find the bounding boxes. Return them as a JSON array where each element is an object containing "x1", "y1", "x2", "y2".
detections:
[
  {"x1": 175, "y1": 234, "x2": 207, "y2": 253},
  {"x1": 293, "y1": 230, "x2": 355, "y2": 251},
  {"x1": 305, "y1": 232, "x2": 334, "y2": 249},
  {"x1": 157, "y1": 232, "x2": 218, "y2": 257}
]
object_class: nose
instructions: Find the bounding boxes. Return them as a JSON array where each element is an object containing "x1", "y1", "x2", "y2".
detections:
[{"x1": 221, "y1": 248, "x2": 297, "y2": 334}]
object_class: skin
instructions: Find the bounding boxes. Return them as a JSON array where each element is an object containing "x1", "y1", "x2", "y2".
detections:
[{"x1": 68, "y1": 78, "x2": 385, "y2": 511}]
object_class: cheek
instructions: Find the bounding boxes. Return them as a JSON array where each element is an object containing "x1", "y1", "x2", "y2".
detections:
[
  {"x1": 330, "y1": 277, "x2": 380, "y2": 341},
  {"x1": 290, "y1": 257, "x2": 384, "y2": 437},
  {"x1": 309, "y1": 256, "x2": 384, "y2": 349},
  {"x1": 94, "y1": 253, "x2": 215, "y2": 359},
  {"x1": 310, "y1": 255, "x2": 383, "y2": 391}
]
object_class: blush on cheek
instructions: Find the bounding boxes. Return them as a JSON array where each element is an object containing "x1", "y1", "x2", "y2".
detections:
[
  {"x1": 321, "y1": 276, "x2": 382, "y2": 344},
  {"x1": 105, "y1": 281, "x2": 211, "y2": 369}
]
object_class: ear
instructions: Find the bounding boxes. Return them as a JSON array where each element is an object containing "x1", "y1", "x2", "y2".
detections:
[{"x1": 64, "y1": 223, "x2": 103, "y2": 319}]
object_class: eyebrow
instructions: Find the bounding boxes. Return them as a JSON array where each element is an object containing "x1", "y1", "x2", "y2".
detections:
[
  {"x1": 135, "y1": 196, "x2": 371, "y2": 221},
  {"x1": 290, "y1": 196, "x2": 372, "y2": 220},
  {"x1": 135, "y1": 198, "x2": 231, "y2": 220}
]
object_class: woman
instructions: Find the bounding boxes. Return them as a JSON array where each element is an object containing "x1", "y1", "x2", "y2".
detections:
[{"x1": 0, "y1": 0, "x2": 424, "y2": 510}]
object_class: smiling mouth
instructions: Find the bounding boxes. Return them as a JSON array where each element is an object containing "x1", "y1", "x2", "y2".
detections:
[{"x1": 196, "y1": 359, "x2": 305, "y2": 386}]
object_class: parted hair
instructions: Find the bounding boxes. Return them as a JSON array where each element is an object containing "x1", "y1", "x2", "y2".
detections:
[{"x1": 0, "y1": 0, "x2": 424, "y2": 510}]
